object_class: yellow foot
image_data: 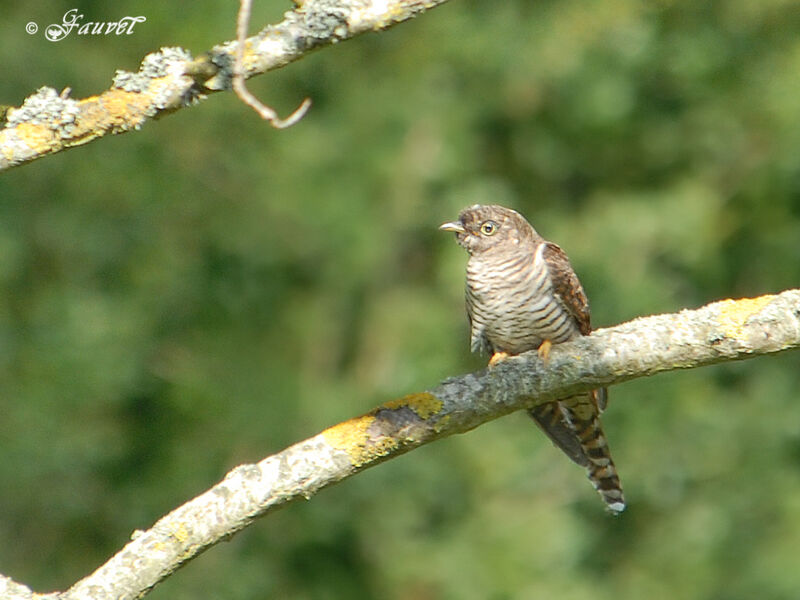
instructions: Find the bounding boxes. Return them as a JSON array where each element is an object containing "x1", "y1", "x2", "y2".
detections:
[
  {"x1": 488, "y1": 352, "x2": 509, "y2": 367},
  {"x1": 538, "y1": 339, "x2": 552, "y2": 362}
]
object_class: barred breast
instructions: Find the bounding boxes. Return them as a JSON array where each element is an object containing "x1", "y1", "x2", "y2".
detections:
[{"x1": 465, "y1": 243, "x2": 580, "y2": 355}]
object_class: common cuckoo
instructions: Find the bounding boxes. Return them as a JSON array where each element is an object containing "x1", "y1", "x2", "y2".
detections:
[{"x1": 441, "y1": 204, "x2": 625, "y2": 513}]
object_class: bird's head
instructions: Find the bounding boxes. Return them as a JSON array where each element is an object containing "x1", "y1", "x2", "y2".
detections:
[{"x1": 440, "y1": 204, "x2": 538, "y2": 255}]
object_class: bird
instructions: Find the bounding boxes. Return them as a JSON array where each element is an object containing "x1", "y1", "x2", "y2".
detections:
[{"x1": 440, "y1": 204, "x2": 625, "y2": 514}]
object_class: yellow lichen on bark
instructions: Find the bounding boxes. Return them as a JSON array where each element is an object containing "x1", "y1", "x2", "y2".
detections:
[
  {"x1": 170, "y1": 523, "x2": 190, "y2": 544},
  {"x1": 321, "y1": 413, "x2": 398, "y2": 467},
  {"x1": 1, "y1": 88, "x2": 160, "y2": 157},
  {"x1": 94, "y1": 89, "x2": 152, "y2": 129},
  {"x1": 716, "y1": 295, "x2": 775, "y2": 339},
  {"x1": 62, "y1": 83, "x2": 170, "y2": 144},
  {"x1": 381, "y1": 392, "x2": 442, "y2": 419},
  {"x1": 320, "y1": 393, "x2": 442, "y2": 466},
  {"x1": 11, "y1": 122, "x2": 56, "y2": 152},
  {"x1": 322, "y1": 413, "x2": 375, "y2": 450}
]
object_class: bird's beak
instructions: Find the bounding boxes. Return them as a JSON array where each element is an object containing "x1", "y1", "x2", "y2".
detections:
[{"x1": 439, "y1": 221, "x2": 465, "y2": 233}]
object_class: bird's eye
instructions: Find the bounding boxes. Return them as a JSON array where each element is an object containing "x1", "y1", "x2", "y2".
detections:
[{"x1": 480, "y1": 221, "x2": 498, "y2": 235}]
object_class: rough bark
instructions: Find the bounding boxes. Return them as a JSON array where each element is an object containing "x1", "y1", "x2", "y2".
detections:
[{"x1": 1, "y1": 290, "x2": 798, "y2": 599}]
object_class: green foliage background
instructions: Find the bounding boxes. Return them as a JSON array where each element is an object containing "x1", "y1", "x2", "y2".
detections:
[{"x1": 2, "y1": 0, "x2": 800, "y2": 598}]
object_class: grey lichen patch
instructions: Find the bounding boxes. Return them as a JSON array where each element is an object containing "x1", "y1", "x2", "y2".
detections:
[
  {"x1": 113, "y1": 46, "x2": 193, "y2": 92},
  {"x1": 204, "y1": 25, "x2": 303, "y2": 91},
  {"x1": 5, "y1": 87, "x2": 80, "y2": 133},
  {"x1": 291, "y1": 0, "x2": 351, "y2": 44},
  {"x1": 111, "y1": 47, "x2": 199, "y2": 114},
  {"x1": 254, "y1": 27, "x2": 301, "y2": 66},
  {"x1": 201, "y1": 0, "x2": 391, "y2": 92},
  {"x1": 113, "y1": 71, "x2": 138, "y2": 91}
]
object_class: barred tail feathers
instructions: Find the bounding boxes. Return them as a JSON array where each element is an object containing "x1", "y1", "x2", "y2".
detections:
[{"x1": 560, "y1": 392, "x2": 626, "y2": 514}]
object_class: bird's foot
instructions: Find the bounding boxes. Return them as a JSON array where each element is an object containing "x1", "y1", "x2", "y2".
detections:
[
  {"x1": 538, "y1": 339, "x2": 552, "y2": 363},
  {"x1": 488, "y1": 352, "x2": 509, "y2": 367}
]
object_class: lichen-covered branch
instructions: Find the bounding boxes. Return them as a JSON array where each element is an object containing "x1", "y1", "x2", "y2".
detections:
[
  {"x1": 0, "y1": 0, "x2": 451, "y2": 171},
  {"x1": 1, "y1": 290, "x2": 798, "y2": 599}
]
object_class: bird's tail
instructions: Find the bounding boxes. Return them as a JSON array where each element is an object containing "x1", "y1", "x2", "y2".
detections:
[{"x1": 529, "y1": 389, "x2": 625, "y2": 514}]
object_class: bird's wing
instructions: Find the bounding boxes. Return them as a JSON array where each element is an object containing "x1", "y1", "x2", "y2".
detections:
[
  {"x1": 528, "y1": 402, "x2": 590, "y2": 467},
  {"x1": 536, "y1": 244, "x2": 623, "y2": 512},
  {"x1": 542, "y1": 242, "x2": 592, "y2": 335},
  {"x1": 466, "y1": 287, "x2": 492, "y2": 355}
]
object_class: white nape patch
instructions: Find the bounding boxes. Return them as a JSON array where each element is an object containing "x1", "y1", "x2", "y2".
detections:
[{"x1": 533, "y1": 242, "x2": 547, "y2": 268}]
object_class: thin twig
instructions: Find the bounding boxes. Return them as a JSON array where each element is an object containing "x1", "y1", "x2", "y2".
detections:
[{"x1": 233, "y1": 0, "x2": 312, "y2": 128}]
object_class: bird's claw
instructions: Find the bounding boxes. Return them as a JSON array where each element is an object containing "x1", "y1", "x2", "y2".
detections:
[
  {"x1": 538, "y1": 339, "x2": 552, "y2": 362},
  {"x1": 488, "y1": 352, "x2": 509, "y2": 367}
]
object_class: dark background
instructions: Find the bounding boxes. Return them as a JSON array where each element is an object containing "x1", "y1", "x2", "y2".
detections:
[{"x1": 2, "y1": 1, "x2": 800, "y2": 598}]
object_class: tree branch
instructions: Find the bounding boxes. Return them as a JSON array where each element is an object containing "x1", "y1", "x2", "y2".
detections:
[
  {"x1": 0, "y1": 0, "x2": 451, "y2": 172},
  {"x1": 1, "y1": 290, "x2": 798, "y2": 599}
]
